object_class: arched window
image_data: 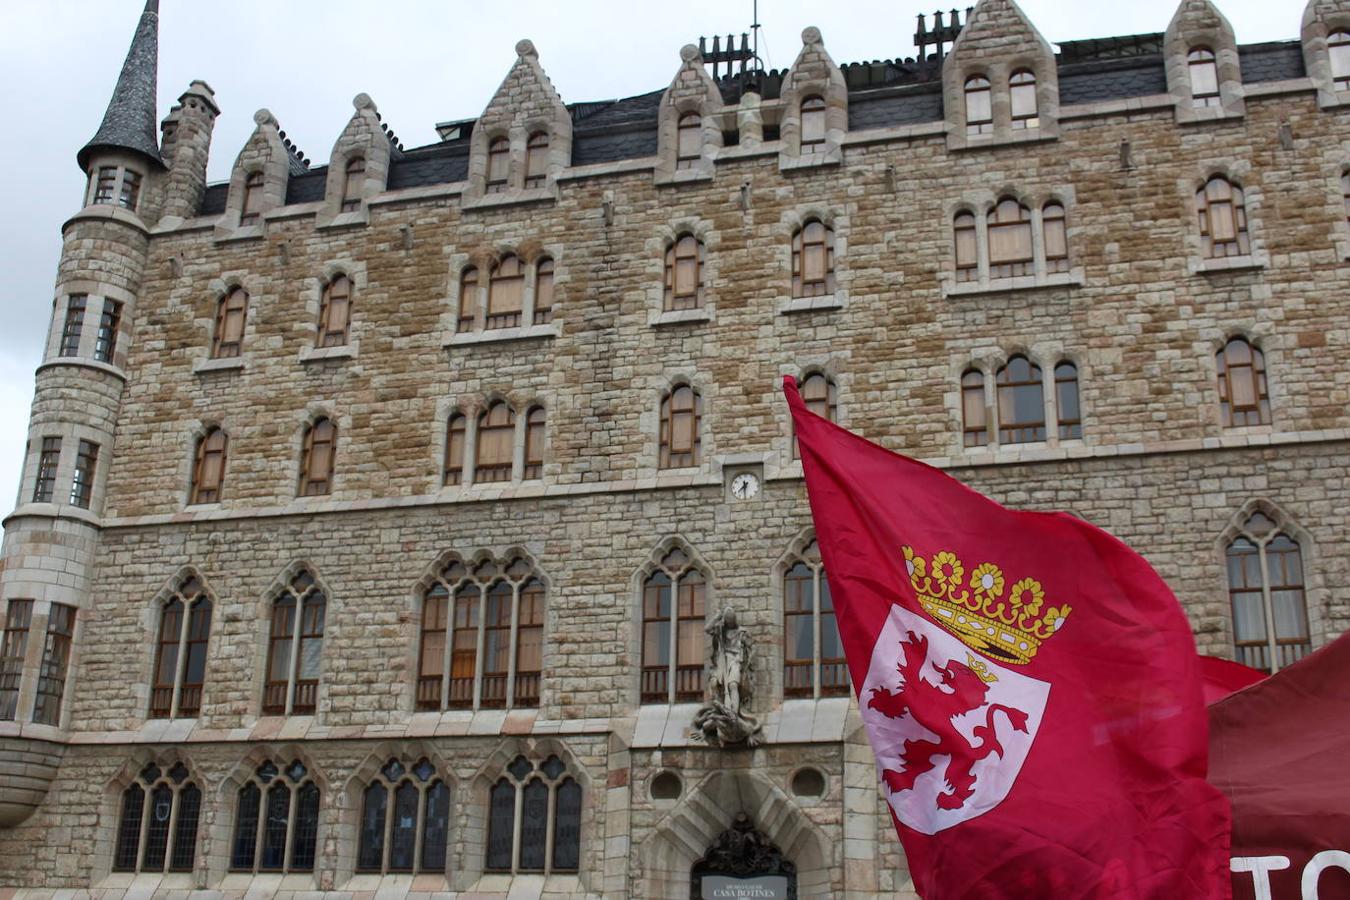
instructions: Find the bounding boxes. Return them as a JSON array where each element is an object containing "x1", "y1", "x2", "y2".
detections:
[
  {"x1": 677, "y1": 112, "x2": 702, "y2": 169},
  {"x1": 443, "y1": 413, "x2": 466, "y2": 486},
  {"x1": 1055, "y1": 362, "x2": 1081, "y2": 439},
  {"x1": 341, "y1": 157, "x2": 365, "y2": 212},
  {"x1": 317, "y1": 274, "x2": 352, "y2": 347},
  {"x1": 229, "y1": 760, "x2": 320, "y2": 873},
  {"x1": 458, "y1": 266, "x2": 479, "y2": 331},
  {"x1": 150, "y1": 576, "x2": 212, "y2": 719},
  {"x1": 965, "y1": 76, "x2": 993, "y2": 135},
  {"x1": 488, "y1": 255, "x2": 525, "y2": 329},
  {"x1": 240, "y1": 171, "x2": 265, "y2": 225},
  {"x1": 524, "y1": 406, "x2": 546, "y2": 480},
  {"x1": 1010, "y1": 70, "x2": 1039, "y2": 129},
  {"x1": 357, "y1": 758, "x2": 451, "y2": 874},
  {"x1": 800, "y1": 95, "x2": 827, "y2": 152},
  {"x1": 263, "y1": 570, "x2": 325, "y2": 715},
  {"x1": 641, "y1": 547, "x2": 706, "y2": 703},
  {"x1": 663, "y1": 234, "x2": 705, "y2": 311},
  {"x1": 190, "y1": 427, "x2": 228, "y2": 504},
  {"x1": 791, "y1": 220, "x2": 835, "y2": 298},
  {"x1": 783, "y1": 539, "x2": 847, "y2": 698},
  {"x1": 1188, "y1": 47, "x2": 1221, "y2": 108},
  {"x1": 113, "y1": 761, "x2": 202, "y2": 873},
  {"x1": 1332, "y1": 31, "x2": 1350, "y2": 90},
  {"x1": 524, "y1": 132, "x2": 548, "y2": 189},
  {"x1": 417, "y1": 556, "x2": 546, "y2": 711},
  {"x1": 961, "y1": 369, "x2": 988, "y2": 448},
  {"x1": 487, "y1": 137, "x2": 510, "y2": 193},
  {"x1": 1042, "y1": 202, "x2": 1068, "y2": 273},
  {"x1": 533, "y1": 258, "x2": 554, "y2": 325},
  {"x1": 299, "y1": 417, "x2": 336, "y2": 496},
  {"x1": 1216, "y1": 337, "x2": 1271, "y2": 427},
  {"x1": 996, "y1": 356, "x2": 1046, "y2": 444},
  {"x1": 212, "y1": 287, "x2": 248, "y2": 359},
  {"x1": 659, "y1": 384, "x2": 702, "y2": 469},
  {"x1": 793, "y1": 373, "x2": 837, "y2": 459},
  {"x1": 953, "y1": 211, "x2": 978, "y2": 282},
  {"x1": 475, "y1": 401, "x2": 516, "y2": 483},
  {"x1": 1197, "y1": 176, "x2": 1250, "y2": 258},
  {"x1": 486, "y1": 755, "x2": 581, "y2": 874},
  {"x1": 988, "y1": 198, "x2": 1033, "y2": 278},
  {"x1": 1227, "y1": 512, "x2": 1311, "y2": 672}
]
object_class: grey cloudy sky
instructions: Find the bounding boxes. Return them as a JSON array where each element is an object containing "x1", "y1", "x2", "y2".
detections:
[{"x1": 0, "y1": 0, "x2": 1301, "y2": 507}]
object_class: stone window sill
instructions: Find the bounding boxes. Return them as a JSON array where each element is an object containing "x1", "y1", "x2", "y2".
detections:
[
  {"x1": 219, "y1": 873, "x2": 317, "y2": 891},
  {"x1": 444, "y1": 324, "x2": 559, "y2": 347},
  {"x1": 649, "y1": 308, "x2": 712, "y2": 327},
  {"x1": 779, "y1": 146, "x2": 842, "y2": 171},
  {"x1": 299, "y1": 343, "x2": 358, "y2": 363},
  {"x1": 778, "y1": 294, "x2": 843, "y2": 314},
  {"x1": 461, "y1": 185, "x2": 556, "y2": 210},
  {"x1": 193, "y1": 356, "x2": 245, "y2": 375},
  {"x1": 1193, "y1": 256, "x2": 1265, "y2": 276},
  {"x1": 949, "y1": 127, "x2": 1058, "y2": 152},
  {"x1": 944, "y1": 270, "x2": 1084, "y2": 298},
  {"x1": 214, "y1": 223, "x2": 265, "y2": 243},
  {"x1": 316, "y1": 209, "x2": 368, "y2": 230},
  {"x1": 342, "y1": 874, "x2": 450, "y2": 892},
  {"x1": 656, "y1": 166, "x2": 714, "y2": 186}
]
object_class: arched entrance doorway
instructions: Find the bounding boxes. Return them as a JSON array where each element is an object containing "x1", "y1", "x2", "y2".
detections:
[{"x1": 690, "y1": 812, "x2": 797, "y2": 899}]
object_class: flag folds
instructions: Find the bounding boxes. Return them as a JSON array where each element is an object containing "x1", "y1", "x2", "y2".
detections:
[{"x1": 785, "y1": 377, "x2": 1231, "y2": 899}]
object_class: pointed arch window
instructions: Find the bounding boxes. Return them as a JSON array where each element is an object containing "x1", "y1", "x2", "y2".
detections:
[
  {"x1": 1188, "y1": 47, "x2": 1221, "y2": 108},
  {"x1": 1331, "y1": 31, "x2": 1350, "y2": 90},
  {"x1": 641, "y1": 547, "x2": 706, "y2": 703},
  {"x1": 663, "y1": 234, "x2": 705, "y2": 311},
  {"x1": 150, "y1": 576, "x2": 212, "y2": 719},
  {"x1": 792, "y1": 220, "x2": 835, "y2": 298},
  {"x1": 486, "y1": 755, "x2": 581, "y2": 874},
  {"x1": 212, "y1": 287, "x2": 248, "y2": 359},
  {"x1": 533, "y1": 258, "x2": 554, "y2": 325},
  {"x1": 1216, "y1": 337, "x2": 1270, "y2": 427},
  {"x1": 965, "y1": 76, "x2": 993, "y2": 135},
  {"x1": 475, "y1": 401, "x2": 516, "y2": 483},
  {"x1": 525, "y1": 132, "x2": 549, "y2": 189},
  {"x1": 800, "y1": 95, "x2": 827, "y2": 152},
  {"x1": 677, "y1": 112, "x2": 702, "y2": 168},
  {"x1": 487, "y1": 137, "x2": 510, "y2": 193},
  {"x1": 1197, "y1": 176, "x2": 1250, "y2": 258},
  {"x1": 988, "y1": 198, "x2": 1033, "y2": 278},
  {"x1": 488, "y1": 255, "x2": 525, "y2": 329},
  {"x1": 1010, "y1": 70, "x2": 1039, "y2": 129},
  {"x1": 793, "y1": 373, "x2": 836, "y2": 458},
  {"x1": 230, "y1": 760, "x2": 320, "y2": 873},
  {"x1": 1055, "y1": 362, "x2": 1082, "y2": 440},
  {"x1": 240, "y1": 171, "x2": 265, "y2": 225},
  {"x1": 962, "y1": 370, "x2": 988, "y2": 448},
  {"x1": 1042, "y1": 202, "x2": 1068, "y2": 273},
  {"x1": 317, "y1": 274, "x2": 353, "y2": 347},
  {"x1": 996, "y1": 356, "x2": 1045, "y2": 444},
  {"x1": 458, "y1": 266, "x2": 479, "y2": 332},
  {"x1": 417, "y1": 556, "x2": 546, "y2": 711},
  {"x1": 659, "y1": 384, "x2": 702, "y2": 469},
  {"x1": 113, "y1": 761, "x2": 202, "y2": 874},
  {"x1": 299, "y1": 417, "x2": 336, "y2": 496},
  {"x1": 357, "y1": 758, "x2": 451, "y2": 874},
  {"x1": 341, "y1": 157, "x2": 365, "y2": 212},
  {"x1": 784, "y1": 539, "x2": 847, "y2": 698},
  {"x1": 524, "y1": 406, "x2": 546, "y2": 480},
  {"x1": 953, "y1": 212, "x2": 978, "y2": 282},
  {"x1": 263, "y1": 571, "x2": 325, "y2": 715},
  {"x1": 443, "y1": 412, "x2": 467, "y2": 486},
  {"x1": 1227, "y1": 512, "x2": 1311, "y2": 673}
]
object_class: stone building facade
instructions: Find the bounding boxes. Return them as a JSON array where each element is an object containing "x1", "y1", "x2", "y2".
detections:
[{"x1": 1, "y1": 0, "x2": 1348, "y2": 896}]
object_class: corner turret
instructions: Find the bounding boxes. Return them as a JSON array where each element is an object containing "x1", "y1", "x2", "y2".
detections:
[{"x1": 77, "y1": 0, "x2": 163, "y2": 173}]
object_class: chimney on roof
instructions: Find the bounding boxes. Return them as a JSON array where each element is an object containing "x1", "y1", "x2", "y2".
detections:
[{"x1": 78, "y1": 0, "x2": 164, "y2": 172}]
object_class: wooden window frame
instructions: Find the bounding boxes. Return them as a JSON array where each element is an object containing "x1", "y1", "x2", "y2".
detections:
[
  {"x1": 962, "y1": 370, "x2": 989, "y2": 448},
  {"x1": 341, "y1": 157, "x2": 365, "y2": 212},
  {"x1": 484, "y1": 755, "x2": 581, "y2": 875},
  {"x1": 356, "y1": 759, "x2": 451, "y2": 874},
  {"x1": 783, "y1": 542, "x2": 848, "y2": 699},
  {"x1": 1054, "y1": 362, "x2": 1082, "y2": 440},
  {"x1": 317, "y1": 274, "x2": 353, "y2": 348},
  {"x1": 533, "y1": 258, "x2": 554, "y2": 325},
  {"x1": 262, "y1": 572, "x2": 326, "y2": 716},
  {"x1": 211, "y1": 287, "x2": 249, "y2": 359},
  {"x1": 33, "y1": 602, "x2": 75, "y2": 726},
  {"x1": 676, "y1": 112, "x2": 702, "y2": 169},
  {"x1": 120, "y1": 169, "x2": 143, "y2": 211},
  {"x1": 1009, "y1": 70, "x2": 1039, "y2": 130},
  {"x1": 240, "y1": 171, "x2": 265, "y2": 225},
  {"x1": 94, "y1": 167, "x2": 118, "y2": 205},
  {"x1": 299, "y1": 417, "x2": 336, "y2": 496},
  {"x1": 1188, "y1": 47, "x2": 1221, "y2": 108},
  {"x1": 190, "y1": 427, "x2": 228, "y2": 505},
  {"x1": 59, "y1": 294, "x2": 87, "y2": 357},
  {"x1": 953, "y1": 212, "x2": 978, "y2": 282},
  {"x1": 996, "y1": 356, "x2": 1046, "y2": 444},
  {"x1": 0, "y1": 599, "x2": 33, "y2": 721},
  {"x1": 33, "y1": 437, "x2": 61, "y2": 503},
  {"x1": 1042, "y1": 202, "x2": 1069, "y2": 273},
  {"x1": 1197, "y1": 175, "x2": 1251, "y2": 259},
  {"x1": 640, "y1": 549, "x2": 706, "y2": 704},
  {"x1": 791, "y1": 220, "x2": 835, "y2": 298},
  {"x1": 524, "y1": 407, "x2": 545, "y2": 480},
  {"x1": 1216, "y1": 337, "x2": 1271, "y2": 427},
  {"x1": 95, "y1": 298, "x2": 122, "y2": 363},
  {"x1": 458, "y1": 267, "x2": 479, "y2": 332},
  {"x1": 965, "y1": 76, "x2": 993, "y2": 135},
  {"x1": 1331, "y1": 31, "x2": 1350, "y2": 91},
  {"x1": 487, "y1": 256, "x2": 525, "y2": 329},
  {"x1": 800, "y1": 95, "x2": 827, "y2": 152},
  {"x1": 475, "y1": 402, "x2": 516, "y2": 483},
  {"x1": 659, "y1": 385, "x2": 702, "y2": 469},
  {"x1": 69, "y1": 439, "x2": 98, "y2": 509},
  {"x1": 663, "y1": 235, "x2": 705, "y2": 311},
  {"x1": 793, "y1": 373, "x2": 836, "y2": 458},
  {"x1": 1227, "y1": 514, "x2": 1311, "y2": 673},
  {"x1": 229, "y1": 760, "x2": 320, "y2": 873},
  {"x1": 524, "y1": 132, "x2": 548, "y2": 189},
  {"x1": 149, "y1": 577, "x2": 212, "y2": 719},
  {"x1": 443, "y1": 413, "x2": 467, "y2": 486},
  {"x1": 486, "y1": 138, "x2": 510, "y2": 193},
  {"x1": 987, "y1": 198, "x2": 1034, "y2": 278}
]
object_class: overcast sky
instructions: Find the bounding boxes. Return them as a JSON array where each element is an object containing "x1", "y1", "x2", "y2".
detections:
[{"x1": 0, "y1": 0, "x2": 1301, "y2": 509}]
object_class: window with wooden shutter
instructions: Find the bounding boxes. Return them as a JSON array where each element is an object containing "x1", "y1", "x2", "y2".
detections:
[
  {"x1": 677, "y1": 113, "x2": 702, "y2": 168},
  {"x1": 341, "y1": 157, "x2": 365, "y2": 211},
  {"x1": 962, "y1": 370, "x2": 988, "y2": 448},
  {"x1": 533, "y1": 258, "x2": 554, "y2": 325},
  {"x1": 299, "y1": 418, "x2": 336, "y2": 496},
  {"x1": 1197, "y1": 176, "x2": 1250, "y2": 258},
  {"x1": 524, "y1": 133, "x2": 548, "y2": 188},
  {"x1": 988, "y1": 198, "x2": 1033, "y2": 278},
  {"x1": 965, "y1": 76, "x2": 992, "y2": 135},
  {"x1": 488, "y1": 256, "x2": 524, "y2": 329},
  {"x1": 663, "y1": 235, "x2": 704, "y2": 311},
  {"x1": 1188, "y1": 47, "x2": 1221, "y2": 107},
  {"x1": 1010, "y1": 70, "x2": 1039, "y2": 129},
  {"x1": 1216, "y1": 337, "x2": 1270, "y2": 427},
  {"x1": 524, "y1": 407, "x2": 545, "y2": 480},
  {"x1": 240, "y1": 171, "x2": 265, "y2": 224},
  {"x1": 212, "y1": 288, "x2": 248, "y2": 358},
  {"x1": 317, "y1": 274, "x2": 352, "y2": 347},
  {"x1": 487, "y1": 138, "x2": 510, "y2": 193},
  {"x1": 800, "y1": 96, "x2": 826, "y2": 151},
  {"x1": 476, "y1": 402, "x2": 516, "y2": 482},
  {"x1": 792, "y1": 220, "x2": 835, "y2": 298},
  {"x1": 659, "y1": 385, "x2": 701, "y2": 468},
  {"x1": 190, "y1": 427, "x2": 228, "y2": 504}
]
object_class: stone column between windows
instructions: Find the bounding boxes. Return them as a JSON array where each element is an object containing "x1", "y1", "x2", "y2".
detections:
[
  {"x1": 472, "y1": 586, "x2": 487, "y2": 710},
  {"x1": 1040, "y1": 362, "x2": 1060, "y2": 444},
  {"x1": 168, "y1": 602, "x2": 195, "y2": 719},
  {"x1": 811, "y1": 565, "x2": 824, "y2": 701},
  {"x1": 1029, "y1": 205, "x2": 1049, "y2": 279},
  {"x1": 974, "y1": 214, "x2": 992, "y2": 283},
  {"x1": 505, "y1": 581, "x2": 521, "y2": 709},
  {"x1": 1256, "y1": 536, "x2": 1280, "y2": 669},
  {"x1": 522, "y1": 264, "x2": 538, "y2": 328},
  {"x1": 11, "y1": 604, "x2": 50, "y2": 725},
  {"x1": 463, "y1": 415, "x2": 480, "y2": 487},
  {"x1": 512, "y1": 413, "x2": 527, "y2": 482}
]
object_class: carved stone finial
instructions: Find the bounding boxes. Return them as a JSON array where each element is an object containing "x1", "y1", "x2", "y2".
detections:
[
  {"x1": 353, "y1": 92, "x2": 375, "y2": 111},
  {"x1": 680, "y1": 43, "x2": 701, "y2": 63},
  {"x1": 515, "y1": 39, "x2": 537, "y2": 59},
  {"x1": 253, "y1": 108, "x2": 277, "y2": 127},
  {"x1": 802, "y1": 25, "x2": 822, "y2": 45}
]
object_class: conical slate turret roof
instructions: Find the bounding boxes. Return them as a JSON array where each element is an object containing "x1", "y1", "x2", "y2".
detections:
[{"x1": 77, "y1": 0, "x2": 163, "y2": 171}]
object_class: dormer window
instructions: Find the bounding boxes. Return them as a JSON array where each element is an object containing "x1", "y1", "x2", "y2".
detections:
[
  {"x1": 240, "y1": 171, "x2": 265, "y2": 225},
  {"x1": 94, "y1": 167, "x2": 118, "y2": 205},
  {"x1": 800, "y1": 96, "x2": 827, "y2": 152},
  {"x1": 1010, "y1": 70, "x2": 1039, "y2": 130},
  {"x1": 965, "y1": 76, "x2": 993, "y2": 135},
  {"x1": 341, "y1": 157, "x2": 364, "y2": 212},
  {"x1": 1188, "y1": 48, "x2": 1221, "y2": 108},
  {"x1": 1331, "y1": 32, "x2": 1350, "y2": 90},
  {"x1": 487, "y1": 138, "x2": 510, "y2": 193},
  {"x1": 677, "y1": 113, "x2": 702, "y2": 169},
  {"x1": 525, "y1": 133, "x2": 548, "y2": 189}
]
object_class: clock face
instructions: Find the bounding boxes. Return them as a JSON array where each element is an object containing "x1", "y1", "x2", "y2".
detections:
[{"x1": 730, "y1": 472, "x2": 760, "y2": 500}]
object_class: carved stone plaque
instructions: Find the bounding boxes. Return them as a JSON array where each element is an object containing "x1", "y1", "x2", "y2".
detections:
[{"x1": 690, "y1": 813, "x2": 797, "y2": 900}]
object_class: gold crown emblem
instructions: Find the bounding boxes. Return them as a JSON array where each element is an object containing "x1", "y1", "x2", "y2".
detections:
[{"x1": 902, "y1": 546, "x2": 1071, "y2": 665}]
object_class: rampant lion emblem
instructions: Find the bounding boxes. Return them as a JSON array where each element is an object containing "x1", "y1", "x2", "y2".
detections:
[{"x1": 868, "y1": 629, "x2": 1031, "y2": 811}]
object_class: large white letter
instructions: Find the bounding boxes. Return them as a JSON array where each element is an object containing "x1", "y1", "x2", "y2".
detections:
[
  {"x1": 1303, "y1": 850, "x2": 1350, "y2": 899},
  {"x1": 1231, "y1": 856, "x2": 1291, "y2": 900}
]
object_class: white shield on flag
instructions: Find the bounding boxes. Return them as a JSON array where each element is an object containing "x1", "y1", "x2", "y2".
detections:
[{"x1": 860, "y1": 605, "x2": 1050, "y2": 835}]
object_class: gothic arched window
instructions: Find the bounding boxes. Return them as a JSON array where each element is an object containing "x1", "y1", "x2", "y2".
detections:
[
  {"x1": 641, "y1": 547, "x2": 706, "y2": 703},
  {"x1": 791, "y1": 219, "x2": 835, "y2": 298},
  {"x1": 988, "y1": 198, "x2": 1033, "y2": 278},
  {"x1": 488, "y1": 255, "x2": 525, "y2": 329},
  {"x1": 150, "y1": 576, "x2": 212, "y2": 719},
  {"x1": 954, "y1": 211, "x2": 978, "y2": 282},
  {"x1": 996, "y1": 356, "x2": 1045, "y2": 444},
  {"x1": 475, "y1": 401, "x2": 516, "y2": 483},
  {"x1": 190, "y1": 427, "x2": 228, "y2": 505},
  {"x1": 524, "y1": 406, "x2": 546, "y2": 480},
  {"x1": 487, "y1": 137, "x2": 510, "y2": 193},
  {"x1": 299, "y1": 417, "x2": 337, "y2": 496},
  {"x1": 961, "y1": 369, "x2": 988, "y2": 447},
  {"x1": 1054, "y1": 362, "x2": 1082, "y2": 440},
  {"x1": 783, "y1": 539, "x2": 847, "y2": 698},
  {"x1": 230, "y1": 760, "x2": 320, "y2": 873},
  {"x1": 663, "y1": 234, "x2": 705, "y2": 311},
  {"x1": 113, "y1": 761, "x2": 202, "y2": 874},
  {"x1": 317, "y1": 274, "x2": 353, "y2": 347},
  {"x1": 1010, "y1": 70, "x2": 1039, "y2": 129},
  {"x1": 458, "y1": 266, "x2": 479, "y2": 332},
  {"x1": 1227, "y1": 512, "x2": 1311, "y2": 673},
  {"x1": 1216, "y1": 337, "x2": 1270, "y2": 427},
  {"x1": 485, "y1": 755, "x2": 581, "y2": 874},
  {"x1": 443, "y1": 412, "x2": 467, "y2": 486},
  {"x1": 1188, "y1": 47, "x2": 1221, "y2": 107},
  {"x1": 533, "y1": 258, "x2": 554, "y2": 325},
  {"x1": 341, "y1": 157, "x2": 365, "y2": 212},
  {"x1": 659, "y1": 384, "x2": 702, "y2": 469},
  {"x1": 677, "y1": 112, "x2": 702, "y2": 169},
  {"x1": 263, "y1": 571, "x2": 326, "y2": 715},
  {"x1": 1042, "y1": 202, "x2": 1068, "y2": 273},
  {"x1": 1197, "y1": 175, "x2": 1250, "y2": 258},
  {"x1": 212, "y1": 287, "x2": 248, "y2": 359},
  {"x1": 965, "y1": 76, "x2": 992, "y2": 135},
  {"x1": 357, "y1": 758, "x2": 452, "y2": 874},
  {"x1": 524, "y1": 132, "x2": 549, "y2": 189}
]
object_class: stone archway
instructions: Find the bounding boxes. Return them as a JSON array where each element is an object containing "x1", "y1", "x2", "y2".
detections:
[{"x1": 690, "y1": 812, "x2": 797, "y2": 899}]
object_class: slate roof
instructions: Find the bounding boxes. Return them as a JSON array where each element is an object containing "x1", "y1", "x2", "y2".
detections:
[{"x1": 79, "y1": 0, "x2": 163, "y2": 171}]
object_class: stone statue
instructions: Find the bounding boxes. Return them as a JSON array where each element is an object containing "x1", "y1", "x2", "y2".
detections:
[{"x1": 692, "y1": 607, "x2": 763, "y2": 746}]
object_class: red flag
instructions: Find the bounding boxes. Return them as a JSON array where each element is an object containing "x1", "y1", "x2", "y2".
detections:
[
  {"x1": 785, "y1": 377, "x2": 1231, "y2": 899},
  {"x1": 1199, "y1": 655, "x2": 1265, "y2": 706}
]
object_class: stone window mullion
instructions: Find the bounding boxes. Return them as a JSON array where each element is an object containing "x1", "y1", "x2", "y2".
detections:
[
  {"x1": 975, "y1": 212, "x2": 991, "y2": 284},
  {"x1": 283, "y1": 783, "x2": 299, "y2": 871},
  {"x1": 811, "y1": 566, "x2": 823, "y2": 700},
  {"x1": 522, "y1": 264, "x2": 537, "y2": 327},
  {"x1": 464, "y1": 414, "x2": 480, "y2": 486},
  {"x1": 411, "y1": 780, "x2": 426, "y2": 873},
  {"x1": 543, "y1": 780, "x2": 558, "y2": 875},
  {"x1": 380, "y1": 777, "x2": 395, "y2": 871},
  {"x1": 250, "y1": 778, "x2": 267, "y2": 873},
  {"x1": 666, "y1": 570, "x2": 679, "y2": 703},
  {"x1": 1029, "y1": 205, "x2": 1047, "y2": 278},
  {"x1": 1041, "y1": 361, "x2": 1059, "y2": 447},
  {"x1": 1256, "y1": 536, "x2": 1280, "y2": 670},
  {"x1": 505, "y1": 583, "x2": 521, "y2": 711},
  {"x1": 472, "y1": 584, "x2": 487, "y2": 711},
  {"x1": 511, "y1": 776, "x2": 524, "y2": 872},
  {"x1": 162, "y1": 784, "x2": 181, "y2": 873},
  {"x1": 439, "y1": 584, "x2": 453, "y2": 712},
  {"x1": 513, "y1": 410, "x2": 527, "y2": 483},
  {"x1": 285, "y1": 614, "x2": 303, "y2": 716},
  {"x1": 135, "y1": 783, "x2": 153, "y2": 871},
  {"x1": 983, "y1": 370, "x2": 997, "y2": 448}
]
